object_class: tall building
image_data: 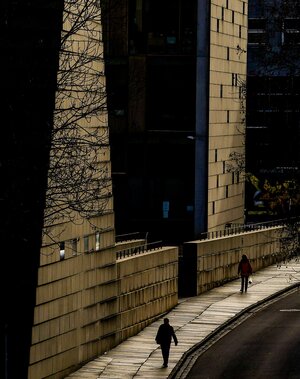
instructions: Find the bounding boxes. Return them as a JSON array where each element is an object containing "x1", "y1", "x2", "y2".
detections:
[
  {"x1": 103, "y1": 0, "x2": 248, "y2": 243},
  {"x1": 246, "y1": 0, "x2": 300, "y2": 219},
  {"x1": 1, "y1": 1, "x2": 248, "y2": 377},
  {"x1": 1, "y1": 2, "x2": 116, "y2": 378}
]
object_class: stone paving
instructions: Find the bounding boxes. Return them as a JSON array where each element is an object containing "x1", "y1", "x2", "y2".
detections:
[{"x1": 66, "y1": 260, "x2": 300, "y2": 379}]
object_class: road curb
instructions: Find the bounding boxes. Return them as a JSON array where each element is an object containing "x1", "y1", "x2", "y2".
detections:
[{"x1": 168, "y1": 283, "x2": 300, "y2": 379}]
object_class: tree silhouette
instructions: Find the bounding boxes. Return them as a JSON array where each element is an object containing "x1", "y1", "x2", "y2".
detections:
[{"x1": 43, "y1": 0, "x2": 112, "y2": 242}]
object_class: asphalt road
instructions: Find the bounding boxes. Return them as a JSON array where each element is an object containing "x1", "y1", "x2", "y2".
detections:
[{"x1": 186, "y1": 290, "x2": 300, "y2": 379}]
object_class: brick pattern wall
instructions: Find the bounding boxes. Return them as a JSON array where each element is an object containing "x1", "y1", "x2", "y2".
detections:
[
  {"x1": 116, "y1": 246, "x2": 178, "y2": 343},
  {"x1": 208, "y1": 0, "x2": 248, "y2": 231}
]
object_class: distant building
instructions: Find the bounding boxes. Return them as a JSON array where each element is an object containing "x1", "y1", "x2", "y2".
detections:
[
  {"x1": 246, "y1": 0, "x2": 300, "y2": 219},
  {"x1": 103, "y1": 0, "x2": 248, "y2": 243}
]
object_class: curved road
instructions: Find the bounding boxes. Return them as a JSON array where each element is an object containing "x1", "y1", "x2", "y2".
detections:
[{"x1": 186, "y1": 290, "x2": 300, "y2": 379}]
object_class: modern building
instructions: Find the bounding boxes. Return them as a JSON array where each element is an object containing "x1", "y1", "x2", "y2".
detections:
[
  {"x1": 2, "y1": 2, "x2": 116, "y2": 378},
  {"x1": 246, "y1": 0, "x2": 300, "y2": 219},
  {"x1": 1, "y1": 1, "x2": 248, "y2": 378},
  {"x1": 102, "y1": 0, "x2": 248, "y2": 243}
]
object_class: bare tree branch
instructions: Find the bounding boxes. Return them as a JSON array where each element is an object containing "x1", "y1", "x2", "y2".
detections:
[{"x1": 43, "y1": 0, "x2": 112, "y2": 240}]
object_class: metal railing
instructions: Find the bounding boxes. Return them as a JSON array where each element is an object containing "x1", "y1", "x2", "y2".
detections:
[
  {"x1": 199, "y1": 217, "x2": 299, "y2": 240},
  {"x1": 115, "y1": 231, "x2": 148, "y2": 243},
  {"x1": 116, "y1": 240, "x2": 163, "y2": 260}
]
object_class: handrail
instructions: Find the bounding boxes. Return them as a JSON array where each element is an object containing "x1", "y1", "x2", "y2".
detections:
[
  {"x1": 116, "y1": 240, "x2": 163, "y2": 260},
  {"x1": 199, "y1": 217, "x2": 299, "y2": 241}
]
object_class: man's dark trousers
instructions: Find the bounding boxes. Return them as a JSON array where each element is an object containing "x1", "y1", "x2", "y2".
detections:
[{"x1": 161, "y1": 343, "x2": 171, "y2": 366}]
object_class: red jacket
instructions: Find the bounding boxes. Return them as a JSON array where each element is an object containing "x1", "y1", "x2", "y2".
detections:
[{"x1": 238, "y1": 260, "x2": 252, "y2": 277}]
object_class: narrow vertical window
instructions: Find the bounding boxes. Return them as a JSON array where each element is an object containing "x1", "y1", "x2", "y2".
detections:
[
  {"x1": 95, "y1": 232, "x2": 100, "y2": 251},
  {"x1": 232, "y1": 172, "x2": 235, "y2": 184},
  {"x1": 223, "y1": 161, "x2": 226, "y2": 174},
  {"x1": 215, "y1": 149, "x2": 218, "y2": 162},
  {"x1": 226, "y1": 185, "x2": 229, "y2": 198},
  {"x1": 237, "y1": 171, "x2": 240, "y2": 183},
  {"x1": 226, "y1": 0, "x2": 229, "y2": 9},
  {"x1": 220, "y1": 84, "x2": 223, "y2": 98},
  {"x1": 217, "y1": 19, "x2": 220, "y2": 32},
  {"x1": 84, "y1": 236, "x2": 89, "y2": 252},
  {"x1": 232, "y1": 73, "x2": 235, "y2": 86},
  {"x1": 239, "y1": 25, "x2": 242, "y2": 38},
  {"x1": 217, "y1": 175, "x2": 219, "y2": 188},
  {"x1": 60, "y1": 242, "x2": 65, "y2": 260},
  {"x1": 222, "y1": 7, "x2": 224, "y2": 21},
  {"x1": 227, "y1": 47, "x2": 230, "y2": 60},
  {"x1": 212, "y1": 201, "x2": 215, "y2": 214},
  {"x1": 243, "y1": 2, "x2": 245, "y2": 15},
  {"x1": 232, "y1": 11, "x2": 234, "y2": 24},
  {"x1": 71, "y1": 239, "x2": 77, "y2": 255},
  {"x1": 227, "y1": 110, "x2": 230, "y2": 123}
]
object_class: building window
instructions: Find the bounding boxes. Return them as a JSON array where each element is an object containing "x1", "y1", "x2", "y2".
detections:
[
  {"x1": 232, "y1": 73, "x2": 235, "y2": 86},
  {"x1": 95, "y1": 232, "x2": 100, "y2": 251},
  {"x1": 71, "y1": 239, "x2": 77, "y2": 255},
  {"x1": 212, "y1": 201, "x2": 215, "y2": 214},
  {"x1": 226, "y1": 185, "x2": 229, "y2": 198},
  {"x1": 232, "y1": 172, "x2": 235, "y2": 184},
  {"x1": 129, "y1": 0, "x2": 196, "y2": 55},
  {"x1": 223, "y1": 161, "x2": 226, "y2": 174},
  {"x1": 226, "y1": 0, "x2": 229, "y2": 9},
  {"x1": 220, "y1": 84, "x2": 223, "y2": 98},
  {"x1": 84, "y1": 236, "x2": 89, "y2": 252},
  {"x1": 215, "y1": 149, "x2": 218, "y2": 162},
  {"x1": 227, "y1": 110, "x2": 230, "y2": 123},
  {"x1": 232, "y1": 11, "x2": 234, "y2": 24},
  {"x1": 283, "y1": 18, "x2": 300, "y2": 45},
  {"x1": 243, "y1": 2, "x2": 245, "y2": 15},
  {"x1": 227, "y1": 47, "x2": 230, "y2": 60},
  {"x1": 217, "y1": 175, "x2": 219, "y2": 188},
  {"x1": 217, "y1": 18, "x2": 220, "y2": 33},
  {"x1": 239, "y1": 25, "x2": 242, "y2": 38},
  {"x1": 222, "y1": 7, "x2": 224, "y2": 21},
  {"x1": 236, "y1": 171, "x2": 240, "y2": 183},
  {"x1": 248, "y1": 18, "x2": 266, "y2": 45},
  {"x1": 59, "y1": 242, "x2": 65, "y2": 260}
]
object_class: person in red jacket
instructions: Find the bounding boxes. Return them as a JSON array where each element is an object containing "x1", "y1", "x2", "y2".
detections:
[
  {"x1": 155, "y1": 318, "x2": 178, "y2": 368},
  {"x1": 238, "y1": 254, "x2": 253, "y2": 293}
]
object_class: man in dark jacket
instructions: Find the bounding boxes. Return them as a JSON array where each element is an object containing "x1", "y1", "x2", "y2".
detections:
[
  {"x1": 238, "y1": 254, "x2": 253, "y2": 293},
  {"x1": 155, "y1": 318, "x2": 178, "y2": 368}
]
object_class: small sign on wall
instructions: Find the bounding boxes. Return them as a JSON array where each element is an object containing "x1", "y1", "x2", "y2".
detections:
[{"x1": 162, "y1": 200, "x2": 170, "y2": 218}]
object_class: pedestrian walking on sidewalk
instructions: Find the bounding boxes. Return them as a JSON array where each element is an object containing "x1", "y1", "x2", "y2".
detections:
[
  {"x1": 238, "y1": 254, "x2": 253, "y2": 293},
  {"x1": 155, "y1": 318, "x2": 178, "y2": 368}
]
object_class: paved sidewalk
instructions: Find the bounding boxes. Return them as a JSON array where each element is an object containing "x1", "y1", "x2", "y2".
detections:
[{"x1": 66, "y1": 260, "x2": 300, "y2": 379}]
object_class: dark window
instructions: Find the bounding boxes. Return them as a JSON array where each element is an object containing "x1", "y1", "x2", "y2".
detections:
[
  {"x1": 284, "y1": 19, "x2": 300, "y2": 45},
  {"x1": 248, "y1": 18, "x2": 266, "y2": 45},
  {"x1": 129, "y1": 0, "x2": 196, "y2": 55},
  {"x1": 147, "y1": 57, "x2": 196, "y2": 131}
]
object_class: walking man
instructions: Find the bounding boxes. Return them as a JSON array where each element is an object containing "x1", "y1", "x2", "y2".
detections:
[{"x1": 155, "y1": 318, "x2": 178, "y2": 368}]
